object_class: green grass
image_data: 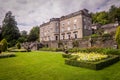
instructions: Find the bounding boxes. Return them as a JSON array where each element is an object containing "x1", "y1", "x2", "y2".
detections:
[{"x1": 0, "y1": 51, "x2": 120, "y2": 80}]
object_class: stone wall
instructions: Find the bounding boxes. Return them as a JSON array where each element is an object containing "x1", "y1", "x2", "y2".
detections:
[{"x1": 42, "y1": 37, "x2": 117, "y2": 49}]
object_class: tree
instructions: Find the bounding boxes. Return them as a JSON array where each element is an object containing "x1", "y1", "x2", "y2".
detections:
[
  {"x1": 28, "y1": 26, "x2": 39, "y2": 42},
  {"x1": 115, "y1": 26, "x2": 120, "y2": 48},
  {"x1": 92, "y1": 11, "x2": 109, "y2": 25},
  {"x1": 18, "y1": 30, "x2": 28, "y2": 43},
  {"x1": 2, "y1": 11, "x2": 20, "y2": 47}
]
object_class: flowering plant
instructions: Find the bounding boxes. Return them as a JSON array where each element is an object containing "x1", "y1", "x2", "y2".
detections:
[{"x1": 71, "y1": 52, "x2": 108, "y2": 62}]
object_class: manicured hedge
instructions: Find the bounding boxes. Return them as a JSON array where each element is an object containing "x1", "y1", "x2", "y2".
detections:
[
  {"x1": 65, "y1": 55, "x2": 119, "y2": 70},
  {"x1": 62, "y1": 53, "x2": 72, "y2": 58},
  {"x1": 0, "y1": 53, "x2": 16, "y2": 58},
  {"x1": 39, "y1": 48, "x2": 63, "y2": 52},
  {"x1": 68, "y1": 47, "x2": 120, "y2": 55}
]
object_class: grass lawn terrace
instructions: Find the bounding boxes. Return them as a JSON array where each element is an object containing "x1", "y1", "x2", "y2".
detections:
[{"x1": 0, "y1": 51, "x2": 120, "y2": 80}]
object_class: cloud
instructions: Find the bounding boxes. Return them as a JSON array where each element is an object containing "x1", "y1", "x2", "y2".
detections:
[{"x1": 0, "y1": 0, "x2": 120, "y2": 32}]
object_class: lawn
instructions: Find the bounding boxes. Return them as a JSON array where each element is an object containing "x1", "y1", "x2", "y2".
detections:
[{"x1": 0, "y1": 51, "x2": 120, "y2": 80}]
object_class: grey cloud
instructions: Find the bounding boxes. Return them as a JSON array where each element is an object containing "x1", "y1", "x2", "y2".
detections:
[{"x1": 0, "y1": 0, "x2": 120, "y2": 32}]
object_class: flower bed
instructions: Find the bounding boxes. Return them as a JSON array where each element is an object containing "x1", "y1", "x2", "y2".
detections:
[
  {"x1": 71, "y1": 52, "x2": 108, "y2": 62},
  {"x1": 63, "y1": 52, "x2": 119, "y2": 70}
]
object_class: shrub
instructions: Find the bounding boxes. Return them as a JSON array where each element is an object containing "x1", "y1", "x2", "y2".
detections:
[
  {"x1": 39, "y1": 47, "x2": 63, "y2": 52},
  {"x1": 91, "y1": 34, "x2": 99, "y2": 38},
  {"x1": 72, "y1": 40, "x2": 79, "y2": 48},
  {"x1": 0, "y1": 53, "x2": 16, "y2": 58},
  {"x1": 67, "y1": 47, "x2": 120, "y2": 55},
  {"x1": 0, "y1": 39, "x2": 8, "y2": 52},
  {"x1": 62, "y1": 53, "x2": 72, "y2": 58},
  {"x1": 16, "y1": 42, "x2": 21, "y2": 49},
  {"x1": 65, "y1": 55, "x2": 119, "y2": 70}
]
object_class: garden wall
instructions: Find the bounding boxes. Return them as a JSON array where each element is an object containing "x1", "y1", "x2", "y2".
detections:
[{"x1": 44, "y1": 37, "x2": 117, "y2": 49}]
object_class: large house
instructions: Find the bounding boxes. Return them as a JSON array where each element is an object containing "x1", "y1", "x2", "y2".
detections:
[{"x1": 40, "y1": 9, "x2": 92, "y2": 48}]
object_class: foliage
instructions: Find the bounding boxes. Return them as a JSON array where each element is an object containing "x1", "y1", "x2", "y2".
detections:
[
  {"x1": 0, "y1": 39, "x2": 8, "y2": 52},
  {"x1": 92, "y1": 5, "x2": 120, "y2": 25},
  {"x1": 90, "y1": 34, "x2": 99, "y2": 38},
  {"x1": 72, "y1": 40, "x2": 79, "y2": 47},
  {"x1": 92, "y1": 11, "x2": 109, "y2": 25},
  {"x1": 28, "y1": 26, "x2": 39, "y2": 42},
  {"x1": 115, "y1": 26, "x2": 120, "y2": 48},
  {"x1": 68, "y1": 47, "x2": 120, "y2": 55},
  {"x1": 71, "y1": 52, "x2": 108, "y2": 62},
  {"x1": 65, "y1": 55, "x2": 119, "y2": 70},
  {"x1": 1, "y1": 11, "x2": 20, "y2": 47},
  {"x1": 0, "y1": 53, "x2": 16, "y2": 58},
  {"x1": 18, "y1": 30, "x2": 28, "y2": 43},
  {"x1": 39, "y1": 47, "x2": 63, "y2": 52},
  {"x1": 16, "y1": 42, "x2": 21, "y2": 49}
]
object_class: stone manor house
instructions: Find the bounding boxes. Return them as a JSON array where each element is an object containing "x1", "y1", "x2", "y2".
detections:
[{"x1": 40, "y1": 9, "x2": 92, "y2": 48}]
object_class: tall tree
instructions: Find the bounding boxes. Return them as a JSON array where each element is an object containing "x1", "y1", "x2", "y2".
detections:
[
  {"x1": 28, "y1": 26, "x2": 39, "y2": 42},
  {"x1": 2, "y1": 11, "x2": 20, "y2": 47},
  {"x1": 18, "y1": 30, "x2": 28, "y2": 43},
  {"x1": 92, "y1": 11, "x2": 109, "y2": 25}
]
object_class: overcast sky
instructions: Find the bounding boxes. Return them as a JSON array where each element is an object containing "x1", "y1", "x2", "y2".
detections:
[{"x1": 0, "y1": 0, "x2": 120, "y2": 33}]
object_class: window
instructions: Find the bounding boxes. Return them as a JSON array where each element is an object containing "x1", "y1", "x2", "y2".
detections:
[
  {"x1": 62, "y1": 23, "x2": 64, "y2": 26},
  {"x1": 84, "y1": 25, "x2": 87, "y2": 29},
  {"x1": 74, "y1": 24, "x2": 77, "y2": 29},
  {"x1": 68, "y1": 27, "x2": 70, "y2": 31},
  {"x1": 74, "y1": 19, "x2": 77, "y2": 23},
  {"x1": 68, "y1": 21, "x2": 70, "y2": 25},
  {"x1": 68, "y1": 34, "x2": 71, "y2": 39},
  {"x1": 56, "y1": 23, "x2": 59, "y2": 26},
  {"x1": 75, "y1": 33, "x2": 77, "y2": 39},
  {"x1": 63, "y1": 35, "x2": 65, "y2": 40},
  {"x1": 55, "y1": 36, "x2": 58, "y2": 40},
  {"x1": 61, "y1": 27, "x2": 64, "y2": 32}
]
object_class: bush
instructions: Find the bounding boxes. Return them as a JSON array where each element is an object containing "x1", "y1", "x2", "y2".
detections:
[
  {"x1": 91, "y1": 34, "x2": 99, "y2": 38},
  {"x1": 39, "y1": 47, "x2": 63, "y2": 52},
  {"x1": 68, "y1": 47, "x2": 120, "y2": 55},
  {"x1": 72, "y1": 40, "x2": 79, "y2": 48},
  {"x1": 65, "y1": 55, "x2": 119, "y2": 70},
  {"x1": 0, "y1": 53, "x2": 16, "y2": 58},
  {"x1": 16, "y1": 42, "x2": 21, "y2": 49},
  {"x1": 62, "y1": 53, "x2": 72, "y2": 58},
  {"x1": 0, "y1": 39, "x2": 8, "y2": 52}
]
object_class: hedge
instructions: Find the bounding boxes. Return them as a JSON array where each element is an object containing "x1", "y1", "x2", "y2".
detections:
[
  {"x1": 65, "y1": 55, "x2": 119, "y2": 70},
  {"x1": 39, "y1": 48, "x2": 63, "y2": 52},
  {"x1": 68, "y1": 47, "x2": 120, "y2": 55},
  {"x1": 0, "y1": 53, "x2": 16, "y2": 58}
]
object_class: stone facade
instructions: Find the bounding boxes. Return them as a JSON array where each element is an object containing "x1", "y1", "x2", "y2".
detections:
[{"x1": 40, "y1": 9, "x2": 92, "y2": 48}]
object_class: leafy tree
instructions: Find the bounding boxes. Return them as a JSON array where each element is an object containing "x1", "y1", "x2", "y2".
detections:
[
  {"x1": 92, "y1": 11, "x2": 109, "y2": 25},
  {"x1": 115, "y1": 26, "x2": 120, "y2": 48},
  {"x1": 0, "y1": 39, "x2": 8, "y2": 52},
  {"x1": 18, "y1": 30, "x2": 28, "y2": 43},
  {"x1": 28, "y1": 26, "x2": 39, "y2": 42},
  {"x1": 2, "y1": 11, "x2": 20, "y2": 47}
]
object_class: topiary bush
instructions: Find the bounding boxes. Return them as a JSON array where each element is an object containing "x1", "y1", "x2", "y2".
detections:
[{"x1": 0, "y1": 39, "x2": 8, "y2": 52}]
